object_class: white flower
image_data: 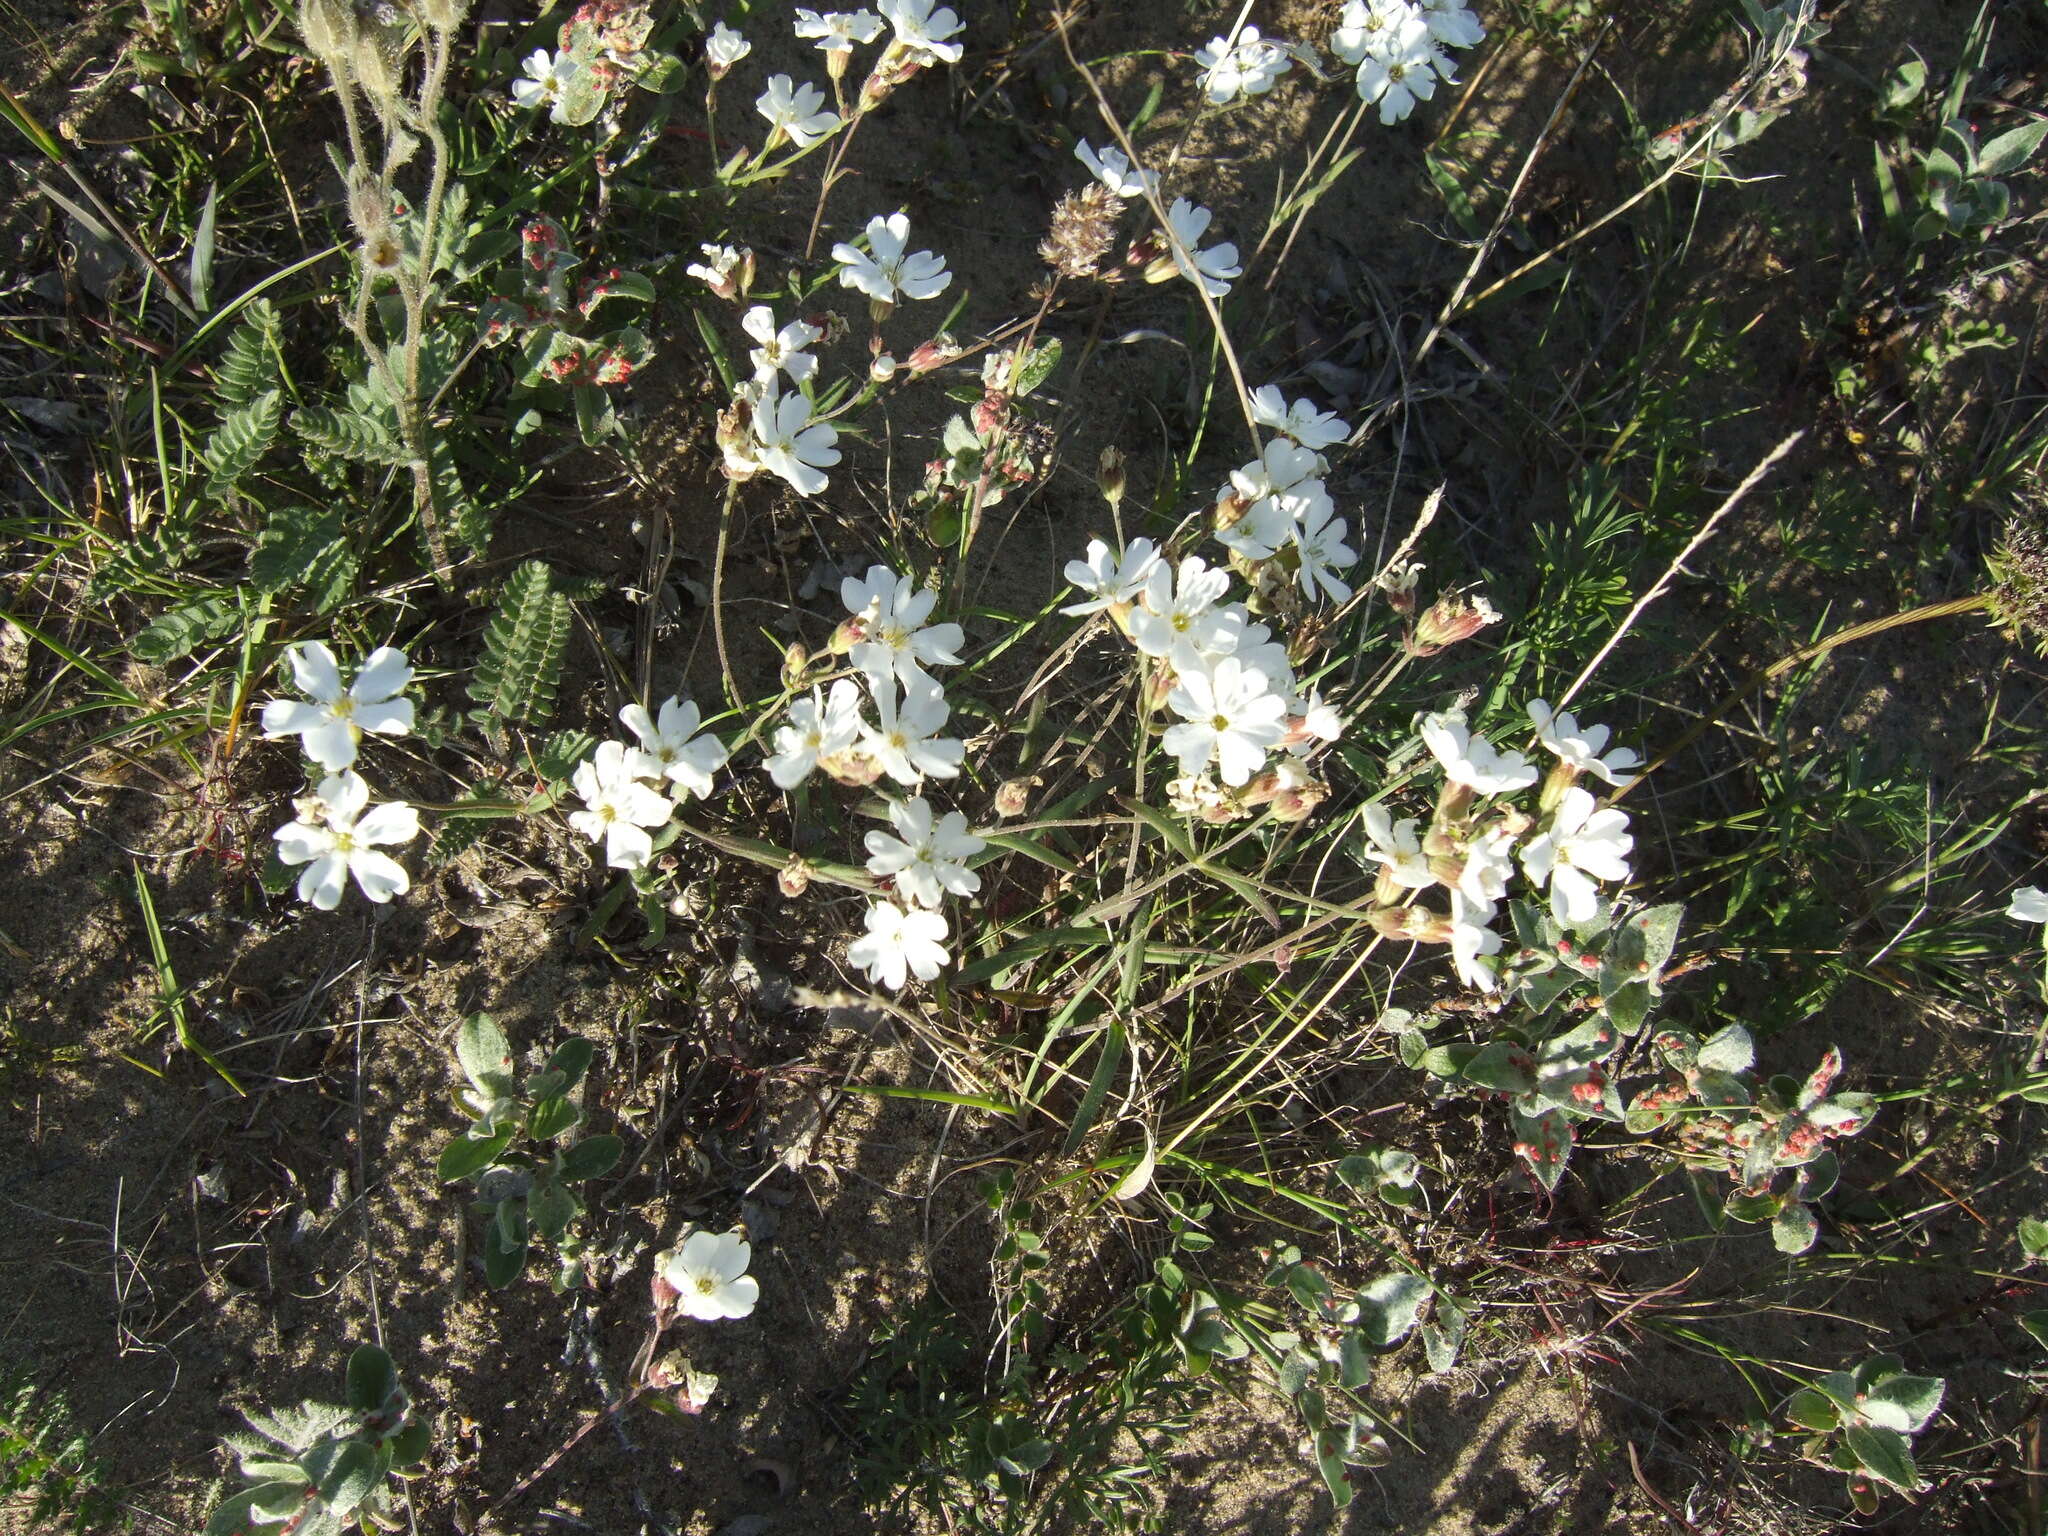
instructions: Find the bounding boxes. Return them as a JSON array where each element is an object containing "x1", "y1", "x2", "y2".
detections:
[
  {"x1": 705, "y1": 21, "x2": 752, "y2": 74},
  {"x1": 833, "y1": 212, "x2": 951, "y2": 304},
  {"x1": 848, "y1": 899, "x2": 950, "y2": 988},
  {"x1": 756, "y1": 74, "x2": 842, "y2": 148},
  {"x1": 864, "y1": 796, "x2": 984, "y2": 909},
  {"x1": 741, "y1": 305, "x2": 821, "y2": 386},
  {"x1": 511, "y1": 48, "x2": 579, "y2": 119},
  {"x1": 1193, "y1": 24, "x2": 1291, "y2": 105},
  {"x1": 1129, "y1": 555, "x2": 1240, "y2": 673},
  {"x1": 794, "y1": 7, "x2": 884, "y2": 53},
  {"x1": 1075, "y1": 139, "x2": 1157, "y2": 199},
  {"x1": 765, "y1": 679, "x2": 864, "y2": 789},
  {"x1": 1164, "y1": 656, "x2": 1288, "y2": 787},
  {"x1": 1061, "y1": 536, "x2": 1162, "y2": 615},
  {"x1": 261, "y1": 641, "x2": 414, "y2": 773},
  {"x1": 661, "y1": 1230, "x2": 759, "y2": 1321},
  {"x1": 687, "y1": 242, "x2": 750, "y2": 298},
  {"x1": 1250, "y1": 384, "x2": 1349, "y2": 450},
  {"x1": 841, "y1": 565, "x2": 966, "y2": 687},
  {"x1": 273, "y1": 771, "x2": 420, "y2": 910},
  {"x1": 1458, "y1": 824, "x2": 1516, "y2": 906},
  {"x1": 2009, "y1": 886, "x2": 2048, "y2": 923},
  {"x1": 620, "y1": 697, "x2": 728, "y2": 800},
  {"x1": 1164, "y1": 197, "x2": 1241, "y2": 298},
  {"x1": 1421, "y1": 711, "x2": 1539, "y2": 795},
  {"x1": 1293, "y1": 501, "x2": 1358, "y2": 604},
  {"x1": 568, "y1": 740, "x2": 675, "y2": 869},
  {"x1": 744, "y1": 385, "x2": 841, "y2": 495},
  {"x1": 1330, "y1": 0, "x2": 1410, "y2": 65},
  {"x1": 1291, "y1": 690, "x2": 1345, "y2": 747},
  {"x1": 1217, "y1": 439, "x2": 1332, "y2": 562},
  {"x1": 1449, "y1": 889, "x2": 1501, "y2": 991},
  {"x1": 1521, "y1": 786, "x2": 1633, "y2": 925},
  {"x1": 1362, "y1": 803, "x2": 1434, "y2": 889},
  {"x1": 1233, "y1": 617, "x2": 1296, "y2": 695},
  {"x1": 1526, "y1": 699, "x2": 1641, "y2": 788},
  {"x1": 1354, "y1": 14, "x2": 1444, "y2": 123},
  {"x1": 878, "y1": 0, "x2": 964, "y2": 65},
  {"x1": 1418, "y1": 0, "x2": 1486, "y2": 51},
  {"x1": 862, "y1": 679, "x2": 964, "y2": 784}
]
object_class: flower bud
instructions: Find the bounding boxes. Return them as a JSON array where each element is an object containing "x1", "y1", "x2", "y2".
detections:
[
  {"x1": 828, "y1": 613, "x2": 868, "y2": 656},
  {"x1": 1537, "y1": 758, "x2": 1578, "y2": 814},
  {"x1": 1271, "y1": 777, "x2": 1327, "y2": 823},
  {"x1": 351, "y1": 29, "x2": 405, "y2": 103},
  {"x1": 905, "y1": 333, "x2": 961, "y2": 375},
  {"x1": 1142, "y1": 662, "x2": 1177, "y2": 714},
  {"x1": 298, "y1": 0, "x2": 357, "y2": 66},
  {"x1": 1211, "y1": 489, "x2": 1250, "y2": 535},
  {"x1": 870, "y1": 352, "x2": 899, "y2": 382},
  {"x1": 649, "y1": 1259, "x2": 679, "y2": 1319},
  {"x1": 716, "y1": 397, "x2": 760, "y2": 483},
  {"x1": 994, "y1": 779, "x2": 1032, "y2": 818},
  {"x1": 415, "y1": 0, "x2": 471, "y2": 32},
  {"x1": 971, "y1": 393, "x2": 1006, "y2": 436},
  {"x1": 1405, "y1": 590, "x2": 1501, "y2": 658},
  {"x1": 1368, "y1": 905, "x2": 1454, "y2": 944},
  {"x1": 1127, "y1": 231, "x2": 1164, "y2": 271},
  {"x1": 1376, "y1": 559, "x2": 1423, "y2": 617},
  {"x1": 820, "y1": 748, "x2": 883, "y2": 788},
  {"x1": 780, "y1": 641, "x2": 810, "y2": 689},
  {"x1": 1096, "y1": 446, "x2": 1126, "y2": 508},
  {"x1": 777, "y1": 857, "x2": 812, "y2": 898}
]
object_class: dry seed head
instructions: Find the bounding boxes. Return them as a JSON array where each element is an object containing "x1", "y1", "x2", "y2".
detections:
[
  {"x1": 1039, "y1": 184, "x2": 1119, "y2": 280},
  {"x1": 1988, "y1": 511, "x2": 2048, "y2": 654}
]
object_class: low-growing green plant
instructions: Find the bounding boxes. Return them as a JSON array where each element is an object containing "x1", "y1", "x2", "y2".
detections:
[
  {"x1": 436, "y1": 1015, "x2": 623, "y2": 1291},
  {"x1": 203, "y1": 1345, "x2": 427, "y2": 1536},
  {"x1": 0, "y1": 1363, "x2": 122, "y2": 1531},
  {"x1": 1783, "y1": 1354, "x2": 1945, "y2": 1514}
]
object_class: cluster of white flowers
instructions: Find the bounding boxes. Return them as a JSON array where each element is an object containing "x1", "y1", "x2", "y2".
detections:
[
  {"x1": 760, "y1": 566, "x2": 979, "y2": 990},
  {"x1": 568, "y1": 698, "x2": 729, "y2": 870},
  {"x1": 262, "y1": 642, "x2": 423, "y2": 910},
  {"x1": 1063, "y1": 531, "x2": 1343, "y2": 814},
  {"x1": 1367, "y1": 699, "x2": 1640, "y2": 991},
  {"x1": 1215, "y1": 386, "x2": 1358, "y2": 602},
  {"x1": 1330, "y1": 0, "x2": 1485, "y2": 124}
]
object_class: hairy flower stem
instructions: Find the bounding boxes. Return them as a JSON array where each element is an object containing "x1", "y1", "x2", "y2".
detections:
[
  {"x1": 400, "y1": 27, "x2": 458, "y2": 583},
  {"x1": 802, "y1": 109, "x2": 867, "y2": 260},
  {"x1": 712, "y1": 476, "x2": 741, "y2": 709}
]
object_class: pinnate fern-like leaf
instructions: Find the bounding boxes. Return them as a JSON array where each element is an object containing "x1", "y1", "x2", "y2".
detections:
[
  {"x1": 291, "y1": 405, "x2": 409, "y2": 465},
  {"x1": 214, "y1": 299, "x2": 281, "y2": 407},
  {"x1": 469, "y1": 560, "x2": 570, "y2": 725},
  {"x1": 132, "y1": 593, "x2": 242, "y2": 663},
  {"x1": 203, "y1": 388, "x2": 282, "y2": 504},
  {"x1": 249, "y1": 505, "x2": 360, "y2": 612}
]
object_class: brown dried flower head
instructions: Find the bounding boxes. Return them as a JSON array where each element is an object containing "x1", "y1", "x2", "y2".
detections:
[{"x1": 1039, "y1": 184, "x2": 1119, "y2": 280}]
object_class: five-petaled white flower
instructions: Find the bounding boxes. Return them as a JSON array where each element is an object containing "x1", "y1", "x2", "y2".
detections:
[
  {"x1": 620, "y1": 697, "x2": 728, "y2": 800},
  {"x1": 862, "y1": 679, "x2": 964, "y2": 784},
  {"x1": 848, "y1": 899, "x2": 950, "y2": 988},
  {"x1": 1293, "y1": 500, "x2": 1358, "y2": 604},
  {"x1": 1421, "y1": 711, "x2": 1539, "y2": 795},
  {"x1": 1163, "y1": 198, "x2": 1241, "y2": 298},
  {"x1": 1330, "y1": 0, "x2": 1410, "y2": 64},
  {"x1": 742, "y1": 385, "x2": 841, "y2": 495},
  {"x1": 1363, "y1": 803, "x2": 1434, "y2": 890},
  {"x1": 274, "y1": 770, "x2": 420, "y2": 910},
  {"x1": 766, "y1": 679, "x2": 864, "y2": 789},
  {"x1": 1418, "y1": 0, "x2": 1486, "y2": 50},
  {"x1": 864, "y1": 796, "x2": 985, "y2": 909},
  {"x1": 2009, "y1": 886, "x2": 2048, "y2": 923},
  {"x1": 1164, "y1": 657, "x2": 1288, "y2": 788},
  {"x1": 1061, "y1": 537, "x2": 1162, "y2": 615},
  {"x1": 1354, "y1": 13, "x2": 1444, "y2": 123},
  {"x1": 878, "y1": 0, "x2": 964, "y2": 65},
  {"x1": 661, "y1": 1230, "x2": 759, "y2": 1321},
  {"x1": 687, "y1": 242, "x2": 750, "y2": 299},
  {"x1": 756, "y1": 74, "x2": 842, "y2": 149},
  {"x1": 705, "y1": 22, "x2": 751, "y2": 76},
  {"x1": 842, "y1": 564, "x2": 966, "y2": 687},
  {"x1": 262, "y1": 641, "x2": 415, "y2": 772},
  {"x1": 1075, "y1": 139, "x2": 1157, "y2": 200},
  {"x1": 1449, "y1": 889, "x2": 1502, "y2": 991},
  {"x1": 1522, "y1": 786, "x2": 1633, "y2": 925},
  {"x1": 1130, "y1": 556, "x2": 1240, "y2": 672},
  {"x1": 1526, "y1": 699, "x2": 1641, "y2": 788},
  {"x1": 569, "y1": 740, "x2": 675, "y2": 870},
  {"x1": 795, "y1": 7, "x2": 885, "y2": 53},
  {"x1": 833, "y1": 212, "x2": 952, "y2": 305},
  {"x1": 1250, "y1": 385, "x2": 1350, "y2": 450},
  {"x1": 741, "y1": 305, "x2": 822, "y2": 386},
  {"x1": 511, "y1": 48, "x2": 580, "y2": 120},
  {"x1": 1192, "y1": 24, "x2": 1291, "y2": 105},
  {"x1": 1458, "y1": 824, "x2": 1517, "y2": 907}
]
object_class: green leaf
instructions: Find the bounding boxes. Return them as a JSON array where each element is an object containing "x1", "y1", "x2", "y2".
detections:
[
  {"x1": 1784, "y1": 1388, "x2": 1839, "y2": 1432},
  {"x1": 2019, "y1": 1311, "x2": 2048, "y2": 1351},
  {"x1": 1862, "y1": 1373, "x2": 1944, "y2": 1435},
  {"x1": 436, "y1": 1126, "x2": 513, "y2": 1184},
  {"x1": 131, "y1": 592, "x2": 242, "y2": 663},
  {"x1": 1354, "y1": 1272, "x2": 1432, "y2": 1346},
  {"x1": 291, "y1": 405, "x2": 409, "y2": 465},
  {"x1": 1771, "y1": 1202, "x2": 1819, "y2": 1253},
  {"x1": 1697, "y1": 1024, "x2": 1754, "y2": 1075},
  {"x1": 1011, "y1": 337, "x2": 1062, "y2": 397},
  {"x1": 346, "y1": 1344, "x2": 399, "y2": 1413},
  {"x1": 205, "y1": 1483, "x2": 306, "y2": 1536},
  {"x1": 535, "y1": 729, "x2": 598, "y2": 782},
  {"x1": 1421, "y1": 1298, "x2": 1467, "y2": 1373},
  {"x1": 1844, "y1": 1423, "x2": 1919, "y2": 1491},
  {"x1": 1879, "y1": 57, "x2": 1926, "y2": 111},
  {"x1": 527, "y1": 1094, "x2": 582, "y2": 1142},
  {"x1": 249, "y1": 504, "x2": 360, "y2": 611},
  {"x1": 303, "y1": 1437, "x2": 379, "y2": 1516},
  {"x1": 456, "y1": 1014, "x2": 514, "y2": 1096},
  {"x1": 547, "y1": 1036, "x2": 596, "y2": 1088},
  {"x1": 1631, "y1": 904, "x2": 1684, "y2": 978},
  {"x1": 470, "y1": 560, "x2": 571, "y2": 725},
  {"x1": 2020, "y1": 1215, "x2": 2048, "y2": 1262},
  {"x1": 482, "y1": 1227, "x2": 528, "y2": 1288},
  {"x1": 1462, "y1": 1040, "x2": 1538, "y2": 1095},
  {"x1": 214, "y1": 298, "x2": 280, "y2": 406},
  {"x1": 995, "y1": 1437, "x2": 1053, "y2": 1476},
  {"x1": 386, "y1": 1418, "x2": 430, "y2": 1467},
  {"x1": 202, "y1": 388, "x2": 282, "y2": 503},
  {"x1": 528, "y1": 1176, "x2": 578, "y2": 1242},
  {"x1": 560, "y1": 1133, "x2": 623, "y2": 1181},
  {"x1": 1977, "y1": 119, "x2": 2047, "y2": 179},
  {"x1": 1514, "y1": 1107, "x2": 1573, "y2": 1191}
]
